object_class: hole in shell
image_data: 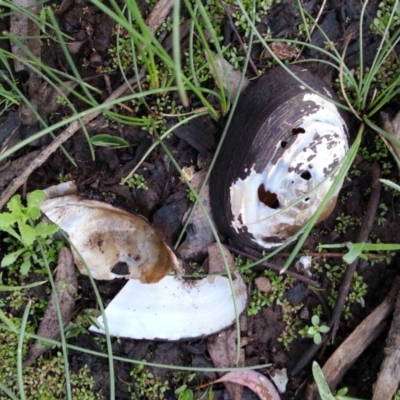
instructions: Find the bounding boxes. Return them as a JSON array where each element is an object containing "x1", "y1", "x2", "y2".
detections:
[
  {"x1": 292, "y1": 127, "x2": 306, "y2": 135},
  {"x1": 258, "y1": 184, "x2": 280, "y2": 209},
  {"x1": 111, "y1": 262, "x2": 130, "y2": 275},
  {"x1": 281, "y1": 141, "x2": 288, "y2": 148},
  {"x1": 304, "y1": 197, "x2": 310, "y2": 202},
  {"x1": 300, "y1": 171, "x2": 312, "y2": 180}
]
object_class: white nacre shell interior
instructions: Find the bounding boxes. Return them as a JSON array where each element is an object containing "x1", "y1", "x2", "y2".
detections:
[
  {"x1": 89, "y1": 273, "x2": 248, "y2": 340},
  {"x1": 230, "y1": 93, "x2": 348, "y2": 248}
]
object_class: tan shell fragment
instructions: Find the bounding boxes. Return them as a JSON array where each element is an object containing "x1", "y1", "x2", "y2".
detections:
[{"x1": 40, "y1": 195, "x2": 182, "y2": 282}]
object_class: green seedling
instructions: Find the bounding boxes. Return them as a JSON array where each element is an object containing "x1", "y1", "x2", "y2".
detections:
[
  {"x1": 175, "y1": 385, "x2": 194, "y2": 400},
  {"x1": 129, "y1": 362, "x2": 170, "y2": 399},
  {"x1": 0, "y1": 190, "x2": 60, "y2": 275},
  {"x1": 334, "y1": 213, "x2": 361, "y2": 234},
  {"x1": 122, "y1": 174, "x2": 149, "y2": 190},
  {"x1": 313, "y1": 361, "x2": 364, "y2": 400},
  {"x1": 301, "y1": 315, "x2": 330, "y2": 345},
  {"x1": 186, "y1": 188, "x2": 197, "y2": 203}
]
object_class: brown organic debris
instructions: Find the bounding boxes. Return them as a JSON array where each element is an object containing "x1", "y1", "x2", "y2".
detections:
[
  {"x1": 372, "y1": 280, "x2": 400, "y2": 400},
  {"x1": 23, "y1": 247, "x2": 77, "y2": 366},
  {"x1": 306, "y1": 276, "x2": 400, "y2": 399}
]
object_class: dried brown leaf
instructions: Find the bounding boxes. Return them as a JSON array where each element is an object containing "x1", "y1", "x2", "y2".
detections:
[
  {"x1": 207, "y1": 329, "x2": 245, "y2": 400},
  {"x1": 215, "y1": 370, "x2": 281, "y2": 400},
  {"x1": 178, "y1": 170, "x2": 214, "y2": 259},
  {"x1": 10, "y1": 0, "x2": 41, "y2": 72}
]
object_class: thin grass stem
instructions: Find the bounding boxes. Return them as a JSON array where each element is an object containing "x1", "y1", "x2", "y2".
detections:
[{"x1": 17, "y1": 300, "x2": 31, "y2": 400}]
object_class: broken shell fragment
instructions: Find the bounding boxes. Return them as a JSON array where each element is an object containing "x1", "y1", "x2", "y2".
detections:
[
  {"x1": 89, "y1": 272, "x2": 247, "y2": 340},
  {"x1": 40, "y1": 195, "x2": 182, "y2": 282},
  {"x1": 210, "y1": 65, "x2": 349, "y2": 249}
]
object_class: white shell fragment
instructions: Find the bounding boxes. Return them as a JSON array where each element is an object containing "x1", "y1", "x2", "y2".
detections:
[
  {"x1": 40, "y1": 195, "x2": 182, "y2": 282},
  {"x1": 230, "y1": 93, "x2": 348, "y2": 248},
  {"x1": 269, "y1": 368, "x2": 289, "y2": 394},
  {"x1": 89, "y1": 272, "x2": 248, "y2": 340}
]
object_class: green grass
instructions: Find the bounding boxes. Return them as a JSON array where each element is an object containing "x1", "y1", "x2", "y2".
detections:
[{"x1": 1, "y1": 0, "x2": 400, "y2": 398}]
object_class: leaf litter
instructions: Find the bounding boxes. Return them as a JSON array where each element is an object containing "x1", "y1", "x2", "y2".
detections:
[{"x1": 23, "y1": 247, "x2": 77, "y2": 366}]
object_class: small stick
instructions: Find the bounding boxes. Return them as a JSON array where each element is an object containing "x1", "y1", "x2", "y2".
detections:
[
  {"x1": 145, "y1": 0, "x2": 173, "y2": 35},
  {"x1": 225, "y1": 245, "x2": 320, "y2": 286},
  {"x1": 306, "y1": 276, "x2": 400, "y2": 399},
  {"x1": 372, "y1": 281, "x2": 400, "y2": 400},
  {"x1": 330, "y1": 162, "x2": 381, "y2": 340}
]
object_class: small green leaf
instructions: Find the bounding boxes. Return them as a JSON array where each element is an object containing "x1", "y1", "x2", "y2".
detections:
[
  {"x1": 1, "y1": 248, "x2": 25, "y2": 267},
  {"x1": 89, "y1": 134, "x2": 129, "y2": 148},
  {"x1": 308, "y1": 326, "x2": 317, "y2": 336},
  {"x1": 20, "y1": 258, "x2": 32, "y2": 275},
  {"x1": 175, "y1": 385, "x2": 187, "y2": 394},
  {"x1": 178, "y1": 390, "x2": 193, "y2": 400},
  {"x1": 0, "y1": 226, "x2": 21, "y2": 242},
  {"x1": 0, "y1": 212, "x2": 19, "y2": 229},
  {"x1": 343, "y1": 243, "x2": 365, "y2": 264},
  {"x1": 34, "y1": 221, "x2": 59, "y2": 238},
  {"x1": 7, "y1": 194, "x2": 22, "y2": 215},
  {"x1": 319, "y1": 325, "x2": 330, "y2": 333},
  {"x1": 312, "y1": 361, "x2": 336, "y2": 400},
  {"x1": 27, "y1": 190, "x2": 46, "y2": 219},
  {"x1": 314, "y1": 332, "x2": 322, "y2": 344},
  {"x1": 311, "y1": 315, "x2": 320, "y2": 326},
  {"x1": 0, "y1": 308, "x2": 17, "y2": 331},
  {"x1": 19, "y1": 223, "x2": 36, "y2": 246}
]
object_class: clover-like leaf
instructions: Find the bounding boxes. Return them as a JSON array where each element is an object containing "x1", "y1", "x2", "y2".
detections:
[
  {"x1": 313, "y1": 332, "x2": 322, "y2": 344},
  {"x1": 319, "y1": 325, "x2": 330, "y2": 334},
  {"x1": 311, "y1": 315, "x2": 320, "y2": 326}
]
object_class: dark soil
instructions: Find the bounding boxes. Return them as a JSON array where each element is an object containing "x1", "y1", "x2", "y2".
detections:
[{"x1": 2, "y1": 0, "x2": 400, "y2": 399}]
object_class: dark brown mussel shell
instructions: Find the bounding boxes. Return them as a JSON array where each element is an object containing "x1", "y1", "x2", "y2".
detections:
[{"x1": 210, "y1": 65, "x2": 349, "y2": 249}]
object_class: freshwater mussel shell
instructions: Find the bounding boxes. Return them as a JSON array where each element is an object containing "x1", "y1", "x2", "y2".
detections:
[
  {"x1": 210, "y1": 65, "x2": 349, "y2": 249},
  {"x1": 40, "y1": 195, "x2": 182, "y2": 282}
]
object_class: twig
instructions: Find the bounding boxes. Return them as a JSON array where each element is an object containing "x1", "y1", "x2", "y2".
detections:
[
  {"x1": 372, "y1": 279, "x2": 400, "y2": 400},
  {"x1": 225, "y1": 245, "x2": 320, "y2": 286},
  {"x1": 330, "y1": 162, "x2": 381, "y2": 339},
  {"x1": 145, "y1": 0, "x2": 173, "y2": 35},
  {"x1": 306, "y1": 275, "x2": 400, "y2": 399}
]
